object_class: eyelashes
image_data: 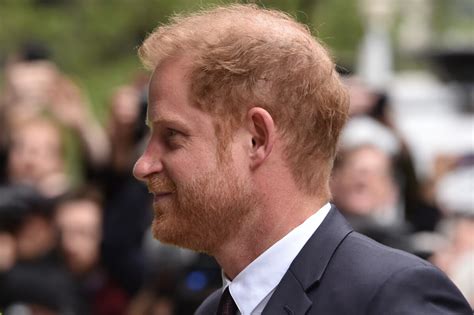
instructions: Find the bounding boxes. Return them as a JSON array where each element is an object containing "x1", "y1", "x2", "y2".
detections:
[
  {"x1": 162, "y1": 128, "x2": 187, "y2": 149},
  {"x1": 165, "y1": 128, "x2": 179, "y2": 138}
]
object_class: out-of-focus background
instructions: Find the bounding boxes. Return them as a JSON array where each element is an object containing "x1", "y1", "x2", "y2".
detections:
[{"x1": 0, "y1": 0, "x2": 473, "y2": 314}]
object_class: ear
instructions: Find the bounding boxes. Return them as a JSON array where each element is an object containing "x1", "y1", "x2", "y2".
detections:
[{"x1": 246, "y1": 107, "x2": 275, "y2": 170}]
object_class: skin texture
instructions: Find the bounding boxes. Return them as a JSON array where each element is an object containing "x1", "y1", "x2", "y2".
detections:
[
  {"x1": 133, "y1": 58, "x2": 327, "y2": 279},
  {"x1": 134, "y1": 58, "x2": 260, "y2": 255}
]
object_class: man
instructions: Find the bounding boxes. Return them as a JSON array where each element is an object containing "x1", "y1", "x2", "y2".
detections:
[{"x1": 133, "y1": 4, "x2": 471, "y2": 314}]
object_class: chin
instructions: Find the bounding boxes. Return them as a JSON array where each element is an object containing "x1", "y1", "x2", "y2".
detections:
[{"x1": 151, "y1": 216, "x2": 217, "y2": 254}]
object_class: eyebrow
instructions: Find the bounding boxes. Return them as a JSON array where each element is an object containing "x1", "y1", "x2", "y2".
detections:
[{"x1": 146, "y1": 116, "x2": 190, "y2": 134}]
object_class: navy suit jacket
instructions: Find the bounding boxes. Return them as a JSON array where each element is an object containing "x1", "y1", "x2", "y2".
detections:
[{"x1": 195, "y1": 207, "x2": 471, "y2": 314}]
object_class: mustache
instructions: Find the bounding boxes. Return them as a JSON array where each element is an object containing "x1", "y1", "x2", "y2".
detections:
[{"x1": 147, "y1": 175, "x2": 176, "y2": 193}]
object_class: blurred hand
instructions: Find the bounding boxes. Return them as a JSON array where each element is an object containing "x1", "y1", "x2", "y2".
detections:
[
  {"x1": 111, "y1": 86, "x2": 141, "y2": 128},
  {"x1": 49, "y1": 76, "x2": 91, "y2": 130}
]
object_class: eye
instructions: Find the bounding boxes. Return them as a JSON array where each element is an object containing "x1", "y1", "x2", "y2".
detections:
[
  {"x1": 166, "y1": 128, "x2": 179, "y2": 138},
  {"x1": 163, "y1": 128, "x2": 182, "y2": 148}
]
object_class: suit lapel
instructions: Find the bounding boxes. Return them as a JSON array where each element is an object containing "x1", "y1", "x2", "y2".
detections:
[
  {"x1": 262, "y1": 270, "x2": 312, "y2": 315},
  {"x1": 262, "y1": 206, "x2": 353, "y2": 314}
]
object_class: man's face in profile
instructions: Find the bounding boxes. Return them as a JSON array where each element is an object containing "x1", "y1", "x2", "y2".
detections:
[{"x1": 133, "y1": 58, "x2": 258, "y2": 253}]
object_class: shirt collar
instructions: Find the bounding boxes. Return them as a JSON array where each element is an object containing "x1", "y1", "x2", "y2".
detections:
[{"x1": 222, "y1": 203, "x2": 332, "y2": 315}]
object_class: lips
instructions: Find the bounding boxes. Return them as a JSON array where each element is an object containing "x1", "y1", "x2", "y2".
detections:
[
  {"x1": 147, "y1": 175, "x2": 176, "y2": 202},
  {"x1": 154, "y1": 191, "x2": 172, "y2": 196},
  {"x1": 153, "y1": 192, "x2": 173, "y2": 203}
]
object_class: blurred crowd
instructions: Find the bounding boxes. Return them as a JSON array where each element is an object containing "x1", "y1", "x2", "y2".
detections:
[
  {"x1": 0, "y1": 45, "x2": 472, "y2": 314},
  {"x1": 0, "y1": 45, "x2": 220, "y2": 315}
]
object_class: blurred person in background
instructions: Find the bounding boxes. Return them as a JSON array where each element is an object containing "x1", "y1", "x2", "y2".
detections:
[
  {"x1": 2, "y1": 185, "x2": 58, "y2": 265},
  {"x1": 342, "y1": 76, "x2": 429, "y2": 231},
  {"x1": 4, "y1": 114, "x2": 70, "y2": 198},
  {"x1": 0, "y1": 43, "x2": 56, "y2": 168},
  {"x1": 330, "y1": 144, "x2": 412, "y2": 251},
  {"x1": 0, "y1": 185, "x2": 80, "y2": 315},
  {"x1": 343, "y1": 75, "x2": 440, "y2": 231},
  {"x1": 0, "y1": 43, "x2": 57, "y2": 184},
  {"x1": 0, "y1": 43, "x2": 110, "y2": 183},
  {"x1": 1, "y1": 48, "x2": 58, "y2": 110},
  {"x1": 331, "y1": 144, "x2": 399, "y2": 221},
  {"x1": 0, "y1": 42, "x2": 114, "y2": 314},
  {"x1": 54, "y1": 188, "x2": 129, "y2": 315}
]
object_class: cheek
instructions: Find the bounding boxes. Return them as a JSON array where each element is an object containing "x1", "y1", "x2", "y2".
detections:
[
  {"x1": 223, "y1": 143, "x2": 244, "y2": 168},
  {"x1": 163, "y1": 153, "x2": 216, "y2": 183}
]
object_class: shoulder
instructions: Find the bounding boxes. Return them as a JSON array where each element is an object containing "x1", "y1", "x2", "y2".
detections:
[
  {"x1": 332, "y1": 230, "x2": 451, "y2": 287},
  {"x1": 340, "y1": 231, "x2": 431, "y2": 271},
  {"x1": 318, "y1": 231, "x2": 472, "y2": 314},
  {"x1": 314, "y1": 228, "x2": 436, "y2": 288},
  {"x1": 194, "y1": 289, "x2": 221, "y2": 315},
  {"x1": 366, "y1": 262, "x2": 472, "y2": 314}
]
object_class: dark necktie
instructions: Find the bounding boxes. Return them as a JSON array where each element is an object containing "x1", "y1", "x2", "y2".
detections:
[{"x1": 216, "y1": 286, "x2": 238, "y2": 315}]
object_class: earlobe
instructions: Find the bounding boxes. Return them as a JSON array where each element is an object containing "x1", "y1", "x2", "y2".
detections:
[{"x1": 247, "y1": 107, "x2": 275, "y2": 170}]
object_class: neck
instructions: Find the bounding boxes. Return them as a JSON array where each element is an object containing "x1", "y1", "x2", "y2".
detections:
[{"x1": 213, "y1": 193, "x2": 328, "y2": 280}]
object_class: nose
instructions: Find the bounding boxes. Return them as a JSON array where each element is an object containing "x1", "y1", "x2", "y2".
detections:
[{"x1": 133, "y1": 146, "x2": 163, "y2": 181}]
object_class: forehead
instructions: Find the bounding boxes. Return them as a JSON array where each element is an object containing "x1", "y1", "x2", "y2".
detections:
[
  {"x1": 149, "y1": 57, "x2": 186, "y2": 100},
  {"x1": 147, "y1": 58, "x2": 214, "y2": 132}
]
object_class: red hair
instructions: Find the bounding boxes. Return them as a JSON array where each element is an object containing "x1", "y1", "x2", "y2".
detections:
[{"x1": 139, "y1": 4, "x2": 349, "y2": 194}]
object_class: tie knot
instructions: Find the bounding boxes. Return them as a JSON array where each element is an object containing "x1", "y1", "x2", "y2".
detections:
[{"x1": 217, "y1": 286, "x2": 238, "y2": 315}]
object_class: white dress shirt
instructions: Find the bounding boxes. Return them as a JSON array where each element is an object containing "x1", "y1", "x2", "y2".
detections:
[{"x1": 222, "y1": 203, "x2": 332, "y2": 315}]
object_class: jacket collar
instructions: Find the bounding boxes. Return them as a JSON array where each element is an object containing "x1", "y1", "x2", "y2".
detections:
[{"x1": 263, "y1": 206, "x2": 353, "y2": 314}]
